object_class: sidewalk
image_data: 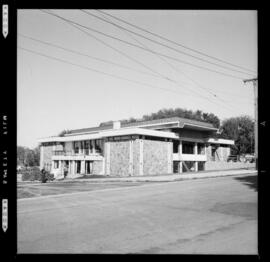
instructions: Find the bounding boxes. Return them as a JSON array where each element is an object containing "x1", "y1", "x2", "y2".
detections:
[
  {"x1": 58, "y1": 168, "x2": 257, "y2": 183},
  {"x1": 18, "y1": 168, "x2": 256, "y2": 185}
]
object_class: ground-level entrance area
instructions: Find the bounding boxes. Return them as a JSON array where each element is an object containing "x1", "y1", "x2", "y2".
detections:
[
  {"x1": 52, "y1": 159, "x2": 103, "y2": 178},
  {"x1": 173, "y1": 161, "x2": 205, "y2": 173}
]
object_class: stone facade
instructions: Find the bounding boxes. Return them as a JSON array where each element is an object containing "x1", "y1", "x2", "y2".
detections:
[
  {"x1": 206, "y1": 144, "x2": 231, "y2": 162},
  {"x1": 143, "y1": 139, "x2": 171, "y2": 175},
  {"x1": 40, "y1": 145, "x2": 54, "y2": 171},
  {"x1": 205, "y1": 161, "x2": 255, "y2": 170},
  {"x1": 133, "y1": 139, "x2": 141, "y2": 176},
  {"x1": 109, "y1": 140, "x2": 130, "y2": 176},
  {"x1": 92, "y1": 160, "x2": 103, "y2": 175}
]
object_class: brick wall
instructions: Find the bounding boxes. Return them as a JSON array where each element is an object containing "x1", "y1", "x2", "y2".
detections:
[{"x1": 143, "y1": 139, "x2": 170, "y2": 175}]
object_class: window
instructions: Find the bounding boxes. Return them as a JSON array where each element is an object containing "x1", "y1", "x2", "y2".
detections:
[
  {"x1": 54, "y1": 160, "x2": 59, "y2": 169},
  {"x1": 198, "y1": 143, "x2": 205, "y2": 155},
  {"x1": 183, "y1": 161, "x2": 195, "y2": 172},
  {"x1": 173, "y1": 161, "x2": 180, "y2": 173},
  {"x1": 198, "y1": 162, "x2": 205, "y2": 171},
  {"x1": 76, "y1": 161, "x2": 81, "y2": 174},
  {"x1": 173, "y1": 141, "x2": 180, "y2": 153},
  {"x1": 182, "y1": 142, "x2": 194, "y2": 154}
]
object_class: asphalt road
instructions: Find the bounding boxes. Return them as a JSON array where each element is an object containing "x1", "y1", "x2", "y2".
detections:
[{"x1": 18, "y1": 173, "x2": 257, "y2": 254}]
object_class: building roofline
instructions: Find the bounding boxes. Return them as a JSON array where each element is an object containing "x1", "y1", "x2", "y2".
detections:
[
  {"x1": 65, "y1": 117, "x2": 216, "y2": 136},
  {"x1": 38, "y1": 128, "x2": 179, "y2": 143}
]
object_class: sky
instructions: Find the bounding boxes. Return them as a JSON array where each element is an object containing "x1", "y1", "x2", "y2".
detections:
[{"x1": 17, "y1": 9, "x2": 257, "y2": 149}]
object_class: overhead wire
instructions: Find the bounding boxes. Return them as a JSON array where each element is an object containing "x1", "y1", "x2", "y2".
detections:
[
  {"x1": 18, "y1": 46, "x2": 208, "y2": 99},
  {"x1": 18, "y1": 33, "x2": 170, "y2": 80},
  {"x1": 38, "y1": 9, "x2": 249, "y2": 114},
  {"x1": 96, "y1": 9, "x2": 257, "y2": 74},
  {"x1": 90, "y1": 9, "x2": 246, "y2": 113},
  {"x1": 48, "y1": 9, "x2": 240, "y2": 113},
  {"x1": 81, "y1": 9, "x2": 255, "y2": 77},
  {"x1": 40, "y1": 10, "x2": 246, "y2": 81}
]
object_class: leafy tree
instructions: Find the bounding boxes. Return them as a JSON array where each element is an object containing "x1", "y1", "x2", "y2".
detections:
[
  {"x1": 17, "y1": 146, "x2": 40, "y2": 167},
  {"x1": 99, "y1": 107, "x2": 221, "y2": 128},
  {"x1": 220, "y1": 115, "x2": 254, "y2": 155}
]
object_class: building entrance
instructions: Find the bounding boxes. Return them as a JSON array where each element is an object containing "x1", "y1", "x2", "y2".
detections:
[{"x1": 85, "y1": 161, "x2": 93, "y2": 174}]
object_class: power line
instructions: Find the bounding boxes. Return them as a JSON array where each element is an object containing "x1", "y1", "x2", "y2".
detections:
[
  {"x1": 46, "y1": 9, "x2": 238, "y2": 113},
  {"x1": 18, "y1": 46, "x2": 209, "y2": 99},
  {"x1": 18, "y1": 33, "x2": 167, "y2": 80},
  {"x1": 93, "y1": 10, "x2": 245, "y2": 114},
  {"x1": 40, "y1": 10, "x2": 246, "y2": 81},
  {"x1": 81, "y1": 9, "x2": 254, "y2": 77},
  {"x1": 41, "y1": 10, "x2": 214, "y2": 99},
  {"x1": 40, "y1": 9, "x2": 245, "y2": 115},
  {"x1": 39, "y1": 9, "x2": 167, "y2": 79},
  {"x1": 96, "y1": 9, "x2": 257, "y2": 74}
]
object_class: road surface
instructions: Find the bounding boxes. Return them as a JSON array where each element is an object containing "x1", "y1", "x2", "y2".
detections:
[{"x1": 18, "y1": 173, "x2": 257, "y2": 254}]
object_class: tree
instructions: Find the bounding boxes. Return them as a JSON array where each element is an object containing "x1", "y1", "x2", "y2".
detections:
[
  {"x1": 98, "y1": 107, "x2": 221, "y2": 128},
  {"x1": 220, "y1": 115, "x2": 254, "y2": 155},
  {"x1": 17, "y1": 146, "x2": 40, "y2": 167}
]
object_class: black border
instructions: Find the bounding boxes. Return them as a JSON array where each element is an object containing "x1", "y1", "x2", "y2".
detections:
[{"x1": 0, "y1": 3, "x2": 266, "y2": 261}]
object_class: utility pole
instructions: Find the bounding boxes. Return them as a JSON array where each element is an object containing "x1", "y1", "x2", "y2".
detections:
[{"x1": 243, "y1": 78, "x2": 258, "y2": 170}]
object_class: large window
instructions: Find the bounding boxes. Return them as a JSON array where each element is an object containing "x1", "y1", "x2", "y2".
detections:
[{"x1": 182, "y1": 141, "x2": 194, "y2": 154}]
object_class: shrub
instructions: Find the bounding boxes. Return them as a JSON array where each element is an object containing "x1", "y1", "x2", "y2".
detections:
[{"x1": 21, "y1": 166, "x2": 41, "y2": 181}]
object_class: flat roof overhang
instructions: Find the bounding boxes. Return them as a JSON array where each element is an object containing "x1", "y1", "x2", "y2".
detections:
[
  {"x1": 206, "y1": 138, "x2": 235, "y2": 145},
  {"x1": 38, "y1": 127, "x2": 180, "y2": 143},
  {"x1": 181, "y1": 123, "x2": 218, "y2": 132}
]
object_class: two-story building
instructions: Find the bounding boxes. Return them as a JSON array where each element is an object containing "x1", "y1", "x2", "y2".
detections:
[{"x1": 38, "y1": 117, "x2": 234, "y2": 178}]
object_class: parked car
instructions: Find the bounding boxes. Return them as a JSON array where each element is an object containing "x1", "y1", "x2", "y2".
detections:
[
  {"x1": 227, "y1": 155, "x2": 238, "y2": 162},
  {"x1": 244, "y1": 154, "x2": 255, "y2": 163}
]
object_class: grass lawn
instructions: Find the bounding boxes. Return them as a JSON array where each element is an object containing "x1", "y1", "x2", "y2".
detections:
[{"x1": 17, "y1": 181, "x2": 147, "y2": 199}]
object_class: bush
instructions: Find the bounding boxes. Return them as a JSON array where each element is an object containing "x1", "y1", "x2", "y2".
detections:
[{"x1": 21, "y1": 166, "x2": 41, "y2": 181}]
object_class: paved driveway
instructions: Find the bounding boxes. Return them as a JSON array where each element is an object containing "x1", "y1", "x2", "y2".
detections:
[{"x1": 18, "y1": 173, "x2": 257, "y2": 254}]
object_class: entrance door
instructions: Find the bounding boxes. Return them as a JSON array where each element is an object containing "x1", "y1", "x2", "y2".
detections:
[
  {"x1": 76, "y1": 161, "x2": 81, "y2": 174},
  {"x1": 85, "y1": 161, "x2": 93, "y2": 174}
]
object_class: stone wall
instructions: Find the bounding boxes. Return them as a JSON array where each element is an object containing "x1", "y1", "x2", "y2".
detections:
[
  {"x1": 205, "y1": 161, "x2": 255, "y2": 170},
  {"x1": 143, "y1": 139, "x2": 170, "y2": 175},
  {"x1": 133, "y1": 139, "x2": 140, "y2": 176},
  {"x1": 40, "y1": 145, "x2": 53, "y2": 171},
  {"x1": 206, "y1": 144, "x2": 231, "y2": 162},
  {"x1": 93, "y1": 160, "x2": 103, "y2": 175},
  {"x1": 109, "y1": 140, "x2": 130, "y2": 176}
]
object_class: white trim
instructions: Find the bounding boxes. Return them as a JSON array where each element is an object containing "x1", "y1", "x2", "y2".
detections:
[
  {"x1": 139, "y1": 139, "x2": 143, "y2": 176},
  {"x1": 38, "y1": 128, "x2": 179, "y2": 143},
  {"x1": 63, "y1": 120, "x2": 215, "y2": 136},
  {"x1": 183, "y1": 123, "x2": 218, "y2": 131},
  {"x1": 207, "y1": 138, "x2": 234, "y2": 145}
]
